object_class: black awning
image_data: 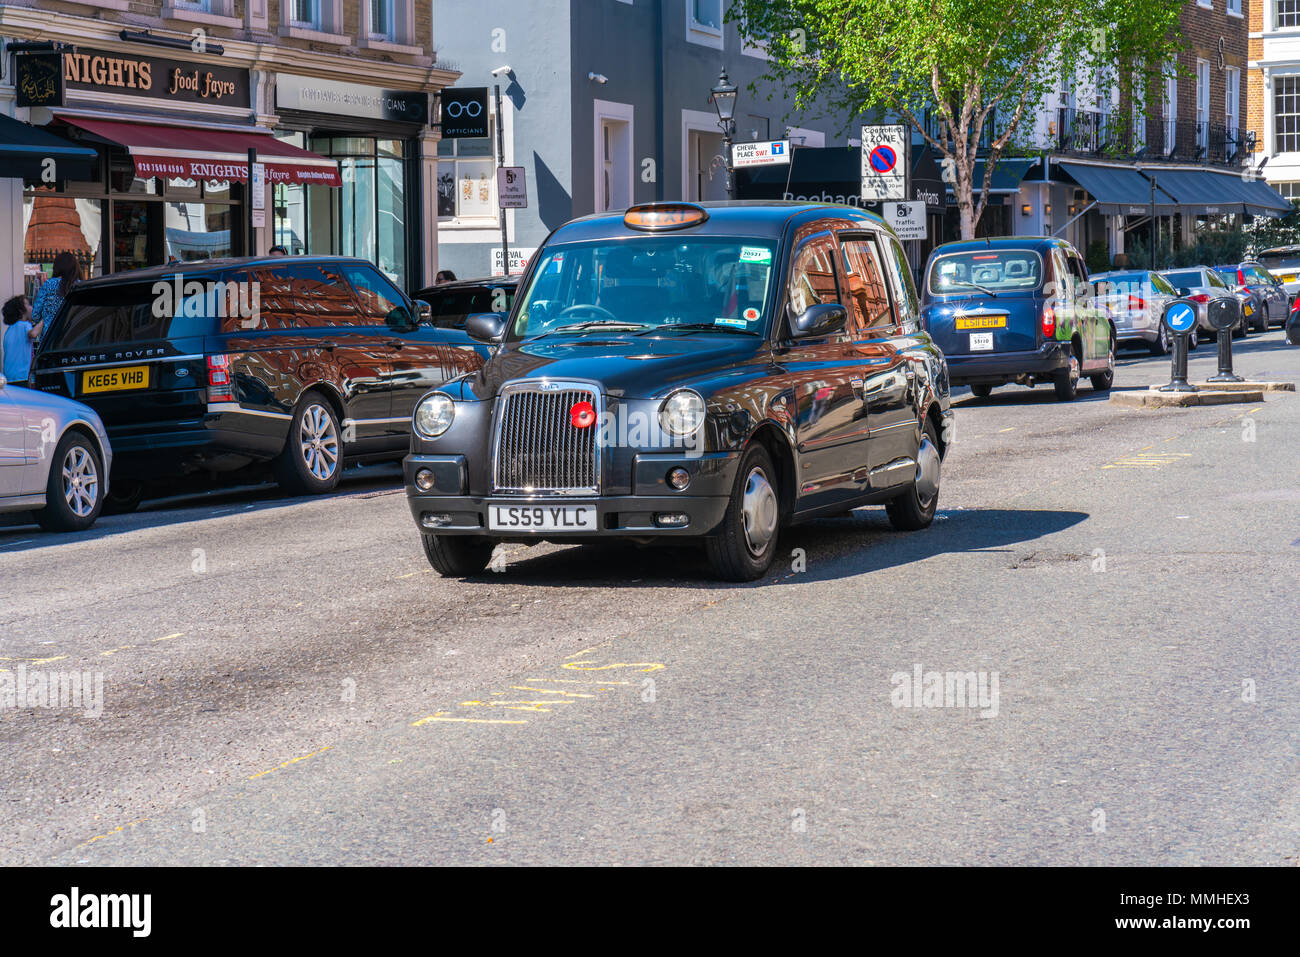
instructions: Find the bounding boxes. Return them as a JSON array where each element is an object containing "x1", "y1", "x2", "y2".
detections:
[
  {"x1": 1056, "y1": 161, "x2": 1179, "y2": 216},
  {"x1": 966, "y1": 157, "x2": 1039, "y2": 193},
  {"x1": 735, "y1": 144, "x2": 947, "y2": 213},
  {"x1": 1235, "y1": 176, "x2": 1293, "y2": 217},
  {"x1": 0, "y1": 113, "x2": 97, "y2": 182},
  {"x1": 1146, "y1": 168, "x2": 1247, "y2": 216}
]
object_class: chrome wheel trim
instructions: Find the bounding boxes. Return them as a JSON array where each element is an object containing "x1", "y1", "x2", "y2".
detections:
[
  {"x1": 298, "y1": 403, "x2": 340, "y2": 482},
  {"x1": 60, "y1": 445, "x2": 98, "y2": 518},
  {"x1": 915, "y1": 434, "x2": 941, "y2": 506},
  {"x1": 1067, "y1": 353, "x2": 1080, "y2": 387},
  {"x1": 1158, "y1": 326, "x2": 1170, "y2": 352},
  {"x1": 740, "y1": 466, "x2": 778, "y2": 557}
]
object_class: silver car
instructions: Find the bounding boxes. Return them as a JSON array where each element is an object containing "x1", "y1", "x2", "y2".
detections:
[
  {"x1": 1159, "y1": 266, "x2": 1247, "y2": 344},
  {"x1": 0, "y1": 376, "x2": 112, "y2": 531},
  {"x1": 1089, "y1": 270, "x2": 1180, "y2": 355}
]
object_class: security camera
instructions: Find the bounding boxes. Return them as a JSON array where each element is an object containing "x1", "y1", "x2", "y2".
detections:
[
  {"x1": 588, "y1": 72, "x2": 608, "y2": 84},
  {"x1": 490, "y1": 65, "x2": 512, "y2": 77}
]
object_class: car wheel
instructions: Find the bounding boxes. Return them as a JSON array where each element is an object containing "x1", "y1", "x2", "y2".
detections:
[
  {"x1": 1053, "y1": 350, "x2": 1080, "y2": 401},
  {"x1": 970, "y1": 384, "x2": 993, "y2": 399},
  {"x1": 35, "y1": 432, "x2": 103, "y2": 532},
  {"x1": 274, "y1": 392, "x2": 343, "y2": 494},
  {"x1": 1188, "y1": 327, "x2": 1199, "y2": 351},
  {"x1": 704, "y1": 443, "x2": 780, "y2": 582},
  {"x1": 1150, "y1": 324, "x2": 1171, "y2": 356},
  {"x1": 1257, "y1": 303, "x2": 1271, "y2": 333},
  {"x1": 422, "y1": 533, "x2": 496, "y2": 577},
  {"x1": 1234, "y1": 312, "x2": 1248, "y2": 339},
  {"x1": 103, "y1": 477, "x2": 145, "y2": 515},
  {"x1": 1090, "y1": 334, "x2": 1116, "y2": 391},
  {"x1": 886, "y1": 418, "x2": 941, "y2": 532}
]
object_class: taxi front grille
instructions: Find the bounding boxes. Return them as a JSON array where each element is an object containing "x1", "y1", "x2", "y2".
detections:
[{"x1": 492, "y1": 383, "x2": 600, "y2": 494}]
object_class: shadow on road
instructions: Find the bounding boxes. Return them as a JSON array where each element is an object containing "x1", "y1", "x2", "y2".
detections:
[{"x1": 475, "y1": 507, "x2": 1090, "y2": 589}]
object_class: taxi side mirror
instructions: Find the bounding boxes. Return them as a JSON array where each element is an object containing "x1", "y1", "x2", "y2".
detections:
[
  {"x1": 790, "y1": 302, "x2": 847, "y2": 339},
  {"x1": 413, "y1": 299, "x2": 433, "y2": 324},
  {"x1": 466, "y1": 312, "x2": 507, "y2": 342}
]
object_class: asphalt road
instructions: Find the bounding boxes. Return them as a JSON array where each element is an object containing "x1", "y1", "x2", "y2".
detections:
[{"x1": 2, "y1": 332, "x2": 1297, "y2": 865}]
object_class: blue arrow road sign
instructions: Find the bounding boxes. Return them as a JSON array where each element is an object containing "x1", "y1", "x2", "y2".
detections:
[{"x1": 1166, "y1": 302, "x2": 1197, "y2": 334}]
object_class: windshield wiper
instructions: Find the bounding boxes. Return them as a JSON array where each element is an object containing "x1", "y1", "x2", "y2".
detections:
[
  {"x1": 945, "y1": 280, "x2": 998, "y2": 298},
  {"x1": 648, "y1": 322, "x2": 760, "y2": 335},
  {"x1": 550, "y1": 319, "x2": 651, "y2": 333}
]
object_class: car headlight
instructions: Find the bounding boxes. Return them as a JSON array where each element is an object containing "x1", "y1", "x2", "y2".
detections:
[
  {"x1": 659, "y1": 389, "x2": 705, "y2": 436},
  {"x1": 414, "y1": 393, "x2": 455, "y2": 438}
]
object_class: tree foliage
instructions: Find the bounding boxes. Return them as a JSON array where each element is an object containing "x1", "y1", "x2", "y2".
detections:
[{"x1": 731, "y1": 0, "x2": 1186, "y2": 238}]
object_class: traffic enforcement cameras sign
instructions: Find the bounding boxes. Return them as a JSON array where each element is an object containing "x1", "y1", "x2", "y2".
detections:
[{"x1": 861, "y1": 124, "x2": 907, "y2": 202}]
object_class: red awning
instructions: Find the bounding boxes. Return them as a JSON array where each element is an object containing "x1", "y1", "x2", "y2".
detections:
[{"x1": 57, "y1": 115, "x2": 341, "y2": 187}]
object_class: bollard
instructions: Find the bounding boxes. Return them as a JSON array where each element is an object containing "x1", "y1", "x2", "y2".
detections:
[
  {"x1": 1207, "y1": 297, "x2": 1245, "y2": 384},
  {"x1": 1158, "y1": 300, "x2": 1198, "y2": 393}
]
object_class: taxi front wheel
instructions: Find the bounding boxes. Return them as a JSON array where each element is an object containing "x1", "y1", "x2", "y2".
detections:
[
  {"x1": 423, "y1": 533, "x2": 496, "y2": 577},
  {"x1": 705, "y1": 444, "x2": 780, "y2": 582}
]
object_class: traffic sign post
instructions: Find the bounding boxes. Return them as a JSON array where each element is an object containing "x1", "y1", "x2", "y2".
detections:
[
  {"x1": 1159, "y1": 300, "x2": 1198, "y2": 393},
  {"x1": 1206, "y1": 297, "x2": 1246, "y2": 384},
  {"x1": 860, "y1": 124, "x2": 908, "y2": 202}
]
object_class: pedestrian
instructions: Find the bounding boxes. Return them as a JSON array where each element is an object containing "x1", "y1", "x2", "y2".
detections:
[
  {"x1": 2, "y1": 294, "x2": 39, "y2": 385},
  {"x1": 268, "y1": 245, "x2": 289, "y2": 257},
  {"x1": 435, "y1": 269, "x2": 457, "y2": 284},
  {"x1": 30, "y1": 251, "x2": 79, "y2": 343}
]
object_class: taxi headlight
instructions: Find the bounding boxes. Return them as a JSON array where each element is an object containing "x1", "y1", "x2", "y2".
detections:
[
  {"x1": 414, "y1": 393, "x2": 456, "y2": 438},
  {"x1": 659, "y1": 389, "x2": 705, "y2": 436}
]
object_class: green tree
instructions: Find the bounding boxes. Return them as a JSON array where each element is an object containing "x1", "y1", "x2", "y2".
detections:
[{"x1": 730, "y1": 0, "x2": 1185, "y2": 238}]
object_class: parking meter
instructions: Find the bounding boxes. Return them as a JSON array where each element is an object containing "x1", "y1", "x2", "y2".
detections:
[
  {"x1": 1159, "y1": 300, "x2": 1198, "y2": 393},
  {"x1": 1206, "y1": 296, "x2": 1245, "y2": 384}
]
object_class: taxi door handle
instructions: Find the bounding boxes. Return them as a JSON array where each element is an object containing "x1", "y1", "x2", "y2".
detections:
[
  {"x1": 386, "y1": 339, "x2": 404, "y2": 349},
  {"x1": 320, "y1": 340, "x2": 336, "y2": 352}
]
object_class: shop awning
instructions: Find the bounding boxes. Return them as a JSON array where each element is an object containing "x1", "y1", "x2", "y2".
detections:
[
  {"x1": 1142, "y1": 168, "x2": 1291, "y2": 217},
  {"x1": 0, "y1": 113, "x2": 97, "y2": 182},
  {"x1": 56, "y1": 115, "x2": 340, "y2": 187},
  {"x1": 1056, "y1": 161, "x2": 1179, "y2": 216},
  {"x1": 966, "y1": 157, "x2": 1039, "y2": 194}
]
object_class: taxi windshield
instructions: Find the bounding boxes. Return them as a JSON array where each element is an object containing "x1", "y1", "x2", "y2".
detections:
[{"x1": 510, "y1": 237, "x2": 777, "y2": 339}]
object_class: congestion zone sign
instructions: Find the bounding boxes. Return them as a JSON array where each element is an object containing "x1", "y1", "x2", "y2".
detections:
[{"x1": 861, "y1": 124, "x2": 907, "y2": 202}]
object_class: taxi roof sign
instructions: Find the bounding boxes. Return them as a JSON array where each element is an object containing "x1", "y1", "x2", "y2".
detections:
[{"x1": 624, "y1": 203, "x2": 709, "y2": 231}]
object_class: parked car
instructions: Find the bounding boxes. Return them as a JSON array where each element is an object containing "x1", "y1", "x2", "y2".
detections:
[
  {"x1": 919, "y1": 237, "x2": 1114, "y2": 401},
  {"x1": 1088, "y1": 269, "x2": 1180, "y2": 355},
  {"x1": 30, "y1": 256, "x2": 490, "y2": 510},
  {"x1": 404, "y1": 201, "x2": 953, "y2": 582},
  {"x1": 409, "y1": 276, "x2": 520, "y2": 330},
  {"x1": 0, "y1": 376, "x2": 111, "y2": 531},
  {"x1": 1287, "y1": 299, "x2": 1300, "y2": 345},
  {"x1": 1212, "y1": 261, "x2": 1283, "y2": 332},
  {"x1": 1255, "y1": 245, "x2": 1300, "y2": 307},
  {"x1": 1158, "y1": 267, "x2": 1240, "y2": 344}
]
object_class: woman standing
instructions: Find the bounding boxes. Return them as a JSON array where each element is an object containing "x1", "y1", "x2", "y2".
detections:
[{"x1": 31, "y1": 251, "x2": 80, "y2": 343}]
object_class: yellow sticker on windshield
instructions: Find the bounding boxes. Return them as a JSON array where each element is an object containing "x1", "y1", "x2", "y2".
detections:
[{"x1": 740, "y1": 246, "x2": 772, "y2": 264}]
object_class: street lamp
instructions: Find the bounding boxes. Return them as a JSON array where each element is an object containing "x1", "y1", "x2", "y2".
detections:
[
  {"x1": 1136, "y1": 161, "x2": 1158, "y2": 271},
  {"x1": 711, "y1": 67, "x2": 738, "y2": 200}
]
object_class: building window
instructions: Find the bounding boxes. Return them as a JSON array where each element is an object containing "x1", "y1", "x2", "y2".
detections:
[
  {"x1": 369, "y1": 0, "x2": 394, "y2": 38},
  {"x1": 1274, "y1": 75, "x2": 1300, "y2": 153},
  {"x1": 292, "y1": 0, "x2": 320, "y2": 28},
  {"x1": 687, "y1": 0, "x2": 724, "y2": 49},
  {"x1": 1275, "y1": 181, "x2": 1300, "y2": 198},
  {"x1": 594, "y1": 100, "x2": 633, "y2": 212},
  {"x1": 1226, "y1": 0, "x2": 1241, "y2": 13},
  {"x1": 1196, "y1": 59, "x2": 1210, "y2": 151},
  {"x1": 1276, "y1": 0, "x2": 1300, "y2": 25},
  {"x1": 1225, "y1": 67, "x2": 1240, "y2": 142},
  {"x1": 437, "y1": 124, "x2": 497, "y2": 223},
  {"x1": 1162, "y1": 62, "x2": 1176, "y2": 155}
]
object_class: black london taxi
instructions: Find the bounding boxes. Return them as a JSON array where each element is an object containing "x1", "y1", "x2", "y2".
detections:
[
  {"x1": 920, "y1": 237, "x2": 1114, "y2": 401},
  {"x1": 403, "y1": 201, "x2": 954, "y2": 581},
  {"x1": 32, "y1": 256, "x2": 489, "y2": 509}
]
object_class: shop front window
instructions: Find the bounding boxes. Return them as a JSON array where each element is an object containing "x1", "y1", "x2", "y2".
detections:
[
  {"x1": 22, "y1": 191, "x2": 104, "y2": 297},
  {"x1": 165, "y1": 201, "x2": 233, "y2": 261},
  {"x1": 438, "y1": 128, "x2": 495, "y2": 222}
]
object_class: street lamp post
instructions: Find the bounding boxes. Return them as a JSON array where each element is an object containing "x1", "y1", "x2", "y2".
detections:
[
  {"x1": 711, "y1": 67, "x2": 738, "y2": 201},
  {"x1": 1149, "y1": 170, "x2": 1158, "y2": 271}
]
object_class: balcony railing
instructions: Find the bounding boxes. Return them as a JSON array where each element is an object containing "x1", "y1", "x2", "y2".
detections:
[{"x1": 1053, "y1": 108, "x2": 1254, "y2": 167}]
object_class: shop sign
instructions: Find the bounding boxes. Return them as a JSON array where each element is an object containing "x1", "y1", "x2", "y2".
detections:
[
  {"x1": 276, "y1": 74, "x2": 428, "y2": 124},
  {"x1": 440, "y1": 88, "x2": 490, "y2": 139},
  {"x1": 18, "y1": 47, "x2": 249, "y2": 108}
]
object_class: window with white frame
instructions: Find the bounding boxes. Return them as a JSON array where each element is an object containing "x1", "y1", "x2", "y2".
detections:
[
  {"x1": 369, "y1": 0, "x2": 394, "y2": 38},
  {"x1": 1225, "y1": 67, "x2": 1240, "y2": 142},
  {"x1": 1162, "y1": 62, "x2": 1176, "y2": 155},
  {"x1": 1132, "y1": 72, "x2": 1146, "y2": 148},
  {"x1": 1279, "y1": 0, "x2": 1300, "y2": 27},
  {"x1": 437, "y1": 121, "x2": 497, "y2": 224},
  {"x1": 688, "y1": 0, "x2": 724, "y2": 48},
  {"x1": 1196, "y1": 59, "x2": 1210, "y2": 149},
  {"x1": 1226, "y1": 0, "x2": 1241, "y2": 14},
  {"x1": 594, "y1": 100, "x2": 634, "y2": 212},
  {"x1": 1274, "y1": 75, "x2": 1300, "y2": 153},
  {"x1": 292, "y1": 0, "x2": 320, "y2": 28}
]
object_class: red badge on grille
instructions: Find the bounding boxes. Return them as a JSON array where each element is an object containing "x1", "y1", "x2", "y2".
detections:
[{"x1": 570, "y1": 401, "x2": 596, "y2": 428}]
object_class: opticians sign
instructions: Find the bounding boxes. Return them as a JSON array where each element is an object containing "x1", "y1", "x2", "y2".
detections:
[
  {"x1": 16, "y1": 47, "x2": 249, "y2": 108},
  {"x1": 440, "y1": 87, "x2": 490, "y2": 139},
  {"x1": 276, "y1": 73, "x2": 428, "y2": 124}
]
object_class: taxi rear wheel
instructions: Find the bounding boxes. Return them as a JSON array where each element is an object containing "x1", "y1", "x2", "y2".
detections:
[
  {"x1": 422, "y1": 533, "x2": 495, "y2": 577},
  {"x1": 705, "y1": 444, "x2": 780, "y2": 582},
  {"x1": 886, "y1": 419, "x2": 940, "y2": 532}
]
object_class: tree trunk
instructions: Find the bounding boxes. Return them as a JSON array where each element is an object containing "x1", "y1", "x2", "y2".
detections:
[{"x1": 954, "y1": 158, "x2": 977, "y2": 240}]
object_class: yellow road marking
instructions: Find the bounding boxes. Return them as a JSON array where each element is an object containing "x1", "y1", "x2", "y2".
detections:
[
  {"x1": 99, "y1": 646, "x2": 135, "y2": 657},
  {"x1": 79, "y1": 818, "x2": 149, "y2": 848},
  {"x1": 562, "y1": 660, "x2": 665, "y2": 673},
  {"x1": 412, "y1": 712, "x2": 527, "y2": 726},
  {"x1": 249, "y1": 745, "x2": 333, "y2": 780},
  {"x1": 509, "y1": 685, "x2": 596, "y2": 698},
  {"x1": 459, "y1": 699, "x2": 577, "y2": 712},
  {"x1": 524, "y1": 677, "x2": 632, "y2": 685},
  {"x1": 152, "y1": 632, "x2": 183, "y2": 643},
  {"x1": 998, "y1": 427, "x2": 1016, "y2": 433},
  {"x1": 0, "y1": 655, "x2": 68, "y2": 665},
  {"x1": 396, "y1": 569, "x2": 431, "y2": 580},
  {"x1": 1103, "y1": 451, "x2": 1192, "y2": 470}
]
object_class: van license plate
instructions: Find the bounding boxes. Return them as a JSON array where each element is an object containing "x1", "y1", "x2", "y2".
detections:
[
  {"x1": 955, "y1": 315, "x2": 1007, "y2": 330},
  {"x1": 82, "y1": 365, "x2": 150, "y2": 394},
  {"x1": 488, "y1": 504, "x2": 597, "y2": 532},
  {"x1": 969, "y1": 332, "x2": 994, "y2": 351}
]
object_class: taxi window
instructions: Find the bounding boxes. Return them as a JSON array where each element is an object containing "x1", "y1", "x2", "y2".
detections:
[
  {"x1": 788, "y1": 234, "x2": 840, "y2": 317},
  {"x1": 511, "y1": 237, "x2": 777, "y2": 338},
  {"x1": 927, "y1": 249, "x2": 1043, "y2": 295},
  {"x1": 839, "y1": 235, "x2": 893, "y2": 332}
]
